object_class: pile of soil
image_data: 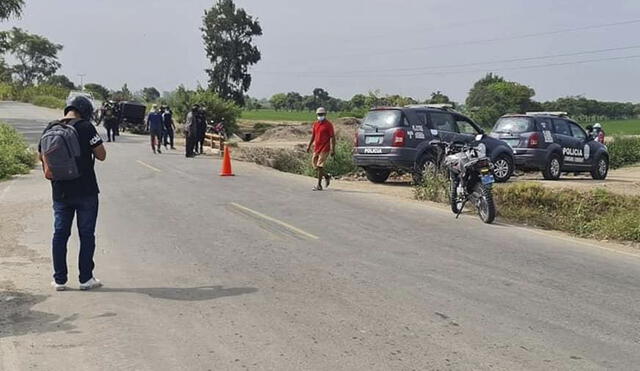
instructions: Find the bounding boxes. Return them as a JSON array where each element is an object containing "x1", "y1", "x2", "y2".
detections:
[{"x1": 251, "y1": 117, "x2": 361, "y2": 144}]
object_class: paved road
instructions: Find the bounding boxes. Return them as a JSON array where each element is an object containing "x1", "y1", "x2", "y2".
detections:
[{"x1": 1, "y1": 102, "x2": 640, "y2": 370}]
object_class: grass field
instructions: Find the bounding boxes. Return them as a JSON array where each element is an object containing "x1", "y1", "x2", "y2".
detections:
[
  {"x1": 599, "y1": 119, "x2": 640, "y2": 135},
  {"x1": 240, "y1": 109, "x2": 340, "y2": 122}
]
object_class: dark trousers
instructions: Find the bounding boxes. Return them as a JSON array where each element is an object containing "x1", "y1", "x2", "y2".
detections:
[
  {"x1": 185, "y1": 135, "x2": 196, "y2": 157},
  {"x1": 163, "y1": 129, "x2": 174, "y2": 148},
  {"x1": 106, "y1": 126, "x2": 116, "y2": 142},
  {"x1": 150, "y1": 131, "x2": 162, "y2": 151},
  {"x1": 52, "y1": 195, "x2": 99, "y2": 284}
]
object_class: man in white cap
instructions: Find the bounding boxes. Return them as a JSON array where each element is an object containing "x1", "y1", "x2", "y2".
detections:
[
  {"x1": 592, "y1": 123, "x2": 605, "y2": 144},
  {"x1": 307, "y1": 107, "x2": 335, "y2": 191}
]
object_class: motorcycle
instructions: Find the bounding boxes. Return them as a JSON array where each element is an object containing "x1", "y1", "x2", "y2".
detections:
[{"x1": 439, "y1": 136, "x2": 497, "y2": 224}]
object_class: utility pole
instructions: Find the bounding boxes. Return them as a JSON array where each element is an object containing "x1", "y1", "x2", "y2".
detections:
[{"x1": 77, "y1": 74, "x2": 86, "y2": 90}]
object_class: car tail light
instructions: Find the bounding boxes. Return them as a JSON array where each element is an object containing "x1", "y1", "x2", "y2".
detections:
[
  {"x1": 392, "y1": 129, "x2": 406, "y2": 147},
  {"x1": 528, "y1": 132, "x2": 540, "y2": 148},
  {"x1": 354, "y1": 131, "x2": 359, "y2": 147}
]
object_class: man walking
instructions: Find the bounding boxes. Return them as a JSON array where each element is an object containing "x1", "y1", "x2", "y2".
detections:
[
  {"x1": 184, "y1": 104, "x2": 199, "y2": 158},
  {"x1": 102, "y1": 101, "x2": 118, "y2": 142},
  {"x1": 146, "y1": 104, "x2": 164, "y2": 154},
  {"x1": 39, "y1": 96, "x2": 106, "y2": 291},
  {"x1": 307, "y1": 107, "x2": 335, "y2": 191},
  {"x1": 195, "y1": 107, "x2": 207, "y2": 155},
  {"x1": 162, "y1": 105, "x2": 176, "y2": 150}
]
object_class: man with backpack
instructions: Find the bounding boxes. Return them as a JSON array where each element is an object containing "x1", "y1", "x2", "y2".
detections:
[{"x1": 39, "y1": 96, "x2": 106, "y2": 291}]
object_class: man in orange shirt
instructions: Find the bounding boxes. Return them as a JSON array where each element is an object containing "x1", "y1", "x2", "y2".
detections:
[{"x1": 307, "y1": 107, "x2": 336, "y2": 191}]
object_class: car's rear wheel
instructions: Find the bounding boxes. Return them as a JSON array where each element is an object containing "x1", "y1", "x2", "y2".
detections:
[
  {"x1": 412, "y1": 153, "x2": 437, "y2": 185},
  {"x1": 542, "y1": 153, "x2": 562, "y2": 180},
  {"x1": 492, "y1": 154, "x2": 513, "y2": 183},
  {"x1": 365, "y1": 168, "x2": 391, "y2": 183},
  {"x1": 591, "y1": 156, "x2": 609, "y2": 180}
]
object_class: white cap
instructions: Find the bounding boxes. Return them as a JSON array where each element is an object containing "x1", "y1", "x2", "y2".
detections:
[
  {"x1": 316, "y1": 107, "x2": 327, "y2": 115},
  {"x1": 593, "y1": 123, "x2": 602, "y2": 128}
]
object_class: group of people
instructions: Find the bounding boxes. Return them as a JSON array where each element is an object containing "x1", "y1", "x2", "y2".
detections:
[
  {"x1": 99, "y1": 101, "x2": 120, "y2": 142},
  {"x1": 146, "y1": 104, "x2": 176, "y2": 154},
  {"x1": 183, "y1": 104, "x2": 214, "y2": 158}
]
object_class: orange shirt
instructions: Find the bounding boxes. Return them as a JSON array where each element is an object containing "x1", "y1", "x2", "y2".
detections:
[{"x1": 312, "y1": 120, "x2": 335, "y2": 153}]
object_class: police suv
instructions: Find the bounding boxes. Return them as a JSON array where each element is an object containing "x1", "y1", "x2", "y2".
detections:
[
  {"x1": 489, "y1": 112, "x2": 609, "y2": 180},
  {"x1": 353, "y1": 105, "x2": 515, "y2": 184}
]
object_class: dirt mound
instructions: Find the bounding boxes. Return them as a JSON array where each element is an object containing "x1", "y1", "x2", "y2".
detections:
[{"x1": 252, "y1": 118, "x2": 361, "y2": 144}]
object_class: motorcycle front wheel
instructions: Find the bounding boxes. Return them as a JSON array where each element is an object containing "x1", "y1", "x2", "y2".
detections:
[{"x1": 474, "y1": 183, "x2": 496, "y2": 224}]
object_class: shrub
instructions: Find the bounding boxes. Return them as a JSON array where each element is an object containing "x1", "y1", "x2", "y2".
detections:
[
  {"x1": 0, "y1": 83, "x2": 16, "y2": 100},
  {"x1": 0, "y1": 123, "x2": 36, "y2": 180},
  {"x1": 303, "y1": 139, "x2": 358, "y2": 177},
  {"x1": 30, "y1": 95, "x2": 65, "y2": 110},
  {"x1": 413, "y1": 168, "x2": 450, "y2": 203},
  {"x1": 607, "y1": 136, "x2": 640, "y2": 169},
  {"x1": 18, "y1": 84, "x2": 69, "y2": 101}
]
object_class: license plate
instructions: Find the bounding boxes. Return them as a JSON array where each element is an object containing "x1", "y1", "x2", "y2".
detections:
[
  {"x1": 365, "y1": 136, "x2": 383, "y2": 145},
  {"x1": 481, "y1": 174, "x2": 495, "y2": 185}
]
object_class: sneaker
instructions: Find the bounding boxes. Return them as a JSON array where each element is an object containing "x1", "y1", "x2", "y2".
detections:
[
  {"x1": 157, "y1": 149, "x2": 162, "y2": 154},
  {"x1": 324, "y1": 174, "x2": 331, "y2": 188},
  {"x1": 79, "y1": 278, "x2": 103, "y2": 291},
  {"x1": 51, "y1": 281, "x2": 67, "y2": 291}
]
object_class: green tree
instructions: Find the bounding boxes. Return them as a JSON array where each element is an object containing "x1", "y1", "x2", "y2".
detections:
[
  {"x1": 0, "y1": 0, "x2": 23, "y2": 21},
  {"x1": 465, "y1": 73, "x2": 536, "y2": 126},
  {"x1": 427, "y1": 90, "x2": 452, "y2": 104},
  {"x1": 202, "y1": 0, "x2": 262, "y2": 106},
  {"x1": 270, "y1": 93, "x2": 286, "y2": 111},
  {"x1": 192, "y1": 89, "x2": 242, "y2": 133},
  {"x1": 84, "y1": 83, "x2": 111, "y2": 101},
  {"x1": 112, "y1": 83, "x2": 133, "y2": 101},
  {"x1": 45, "y1": 74, "x2": 76, "y2": 90},
  {"x1": 142, "y1": 86, "x2": 160, "y2": 102},
  {"x1": 1, "y1": 28, "x2": 62, "y2": 86}
]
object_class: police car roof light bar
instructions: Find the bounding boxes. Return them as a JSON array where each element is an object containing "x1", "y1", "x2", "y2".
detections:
[
  {"x1": 405, "y1": 104, "x2": 454, "y2": 110},
  {"x1": 525, "y1": 111, "x2": 568, "y2": 117}
]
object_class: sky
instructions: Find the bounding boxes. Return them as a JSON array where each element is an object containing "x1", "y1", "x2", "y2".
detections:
[{"x1": 3, "y1": 0, "x2": 640, "y2": 103}]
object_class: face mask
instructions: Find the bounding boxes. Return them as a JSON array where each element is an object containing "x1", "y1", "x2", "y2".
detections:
[{"x1": 318, "y1": 115, "x2": 326, "y2": 121}]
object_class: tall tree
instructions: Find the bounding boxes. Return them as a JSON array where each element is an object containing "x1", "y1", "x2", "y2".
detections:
[
  {"x1": 202, "y1": 0, "x2": 262, "y2": 106},
  {"x1": 427, "y1": 91, "x2": 452, "y2": 104},
  {"x1": 0, "y1": 0, "x2": 24, "y2": 21},
  {"x1": 112, "y1": 83, "x2": 133, "y2": 101},
  {"x1": 45, "y1": 74, "x2": 76, "y2": 90},
  {"x1": 466, "y1": 73, "x2": 536, "y2": 126},
  {"x1": 84, "y1": 83, "x2": 111, "y2": 101},
  {"x1": 142, "y1": 87, "x2": 161, "y2": 102},
  {"x1": 1, "y1": 28, "x2": 62, "y2": 86}
]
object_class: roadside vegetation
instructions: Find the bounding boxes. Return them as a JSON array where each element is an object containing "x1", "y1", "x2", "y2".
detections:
[
  {"x1": 414, "y1": 175, "x2": 640, "y2": 242},
  {"x1": 0, "y1": 122, "x2": 36, "y2": 180},
  {"x1": 608, "y1": 136, "x2": 640, "y2": 169},
  {"x1": 239, "y1": 138, "x2": 357, "y2": 178}
]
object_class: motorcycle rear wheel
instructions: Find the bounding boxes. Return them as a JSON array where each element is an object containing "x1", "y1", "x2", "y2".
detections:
[{"x1": 474, "y1": 183, "x2": 496, "y2": 224}]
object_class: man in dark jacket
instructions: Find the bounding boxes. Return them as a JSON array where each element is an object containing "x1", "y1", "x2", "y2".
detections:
[
  {"x1": 194, "y1": 107, "x2": 207, "y2": 155},
  {"x1": 162, "y1": 106, "x2": 175, "y2": 150},
  {"x1": 39, "y1": 96, "x2": 107, "y2": 291},
  {"x1": 184, "y1": 104, "x2": 199, "y2": 158}
]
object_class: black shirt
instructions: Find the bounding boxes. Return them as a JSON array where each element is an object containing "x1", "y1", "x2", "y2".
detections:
[{"x1": 40, "y1": 119, "x2": 104, "y2": 201}]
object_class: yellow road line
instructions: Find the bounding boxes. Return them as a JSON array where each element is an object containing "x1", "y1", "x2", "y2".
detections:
[
  {"x1": 229, "y1": 202, "x2": 319, "y2": 240},
  {"x1": 136, "y1": 160, "x2": 162, "y2": 173}
]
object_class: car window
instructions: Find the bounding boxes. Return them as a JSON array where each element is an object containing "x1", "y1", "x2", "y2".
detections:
[
  {"x1": 456, "y1": 119, "x2": 479, "y2": 135},
  {"x1": 362, "y1": 110, "x2": 402, "y2": 129},
  {"x1": 568, "y1": 122, "x2": 587, "y2": 140},
  {"x1": 494, "y1": 117, "x2": 534, "y2": 133},
  {"x1": 537, "y1": 118, "x2": 553, "y2": 131},
  {"x1": 415, "y1": 111, "x2": 428, "y2": 126},
  {"x1": 430, "y1": 112, "x2": 456, "y2": 132},
  {"x1": 553, "y1": 119, "x2": 571, "y2": 136}
]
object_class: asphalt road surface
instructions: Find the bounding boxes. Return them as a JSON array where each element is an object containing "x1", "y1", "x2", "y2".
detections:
[{"x1": 1, "y1": 102, "x2": 639, "y2": 371}]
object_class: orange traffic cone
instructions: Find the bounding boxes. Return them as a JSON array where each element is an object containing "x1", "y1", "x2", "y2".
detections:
[{"x1": 220, "y1": 145, "x2": 234, "y2": 176}]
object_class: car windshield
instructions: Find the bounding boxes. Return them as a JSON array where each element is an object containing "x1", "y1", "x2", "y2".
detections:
[
  {"x1": 362, "y1": 110, "x2": 402, "y2": 129},
  {"x1": 493, "y1": 117, "x2": 534, "y2": 134}
]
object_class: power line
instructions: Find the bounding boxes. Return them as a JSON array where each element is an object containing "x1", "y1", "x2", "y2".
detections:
[
  {"x1": 255, "y1": 54, "x2": 640, "y2": 80},
  {"x1": 299, "y1": 18, "x2": 640, "y2": 61},
  {"x1": 257, "y1": 44, "x2": 640, "y2": 76}
]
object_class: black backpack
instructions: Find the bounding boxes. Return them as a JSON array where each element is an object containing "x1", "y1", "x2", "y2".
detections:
[{"x1": 39, "y1": 119, "x2": 82, "y2": 181}]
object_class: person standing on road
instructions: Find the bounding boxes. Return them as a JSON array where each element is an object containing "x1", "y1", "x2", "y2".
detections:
[
  {"x1": 146, "y1": 104, "x2": 164, "y2": 154},
  {"x1": 162, "y1": 106, "x2": 176, "y2": 150},
  {"x1": 39, "y1": 96, "x2": 106, "y2": 291},
  {"x1": 195, "y1": 107, "x2": 207, "y2": 155},
  {"x1": 307, "y1": 107, "x2": 335, "y2": 191},
  {"x1": 184, "y1": 104, "x2": 199, "y2": 158},
  {"x1": 102, "y1": 102, "x2": 118, "y2": 142}
]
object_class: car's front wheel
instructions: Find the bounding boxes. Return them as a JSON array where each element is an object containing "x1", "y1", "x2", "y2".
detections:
[
  {"x1": 591, "y1": 156, "x2": 609, "y2": 180},
  {"x1": 492, "y1": 154, "x2": 513, "y2": 183},
  {"x1": 365, "y1": 168, "x2": 391, "y2": 183}
]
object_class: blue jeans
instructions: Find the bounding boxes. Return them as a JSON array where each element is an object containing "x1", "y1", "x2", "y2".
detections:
[{"x1": 52, "y1": 195, "x2": 99, "y2": 284}]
